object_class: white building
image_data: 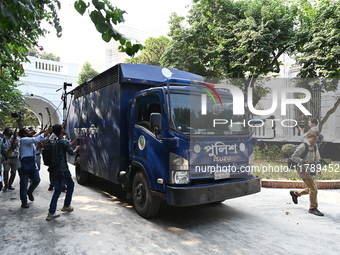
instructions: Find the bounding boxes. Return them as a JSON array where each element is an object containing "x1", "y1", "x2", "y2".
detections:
[
  {"x1": 253, "y1": 54, "x2": 340, "y2": 159},
  {"x1": 18, "y1": 56, "x2": 80, "y2": 127},
  {"x1": 97, "y1": 25, "x2": 158, "y2": 71}
]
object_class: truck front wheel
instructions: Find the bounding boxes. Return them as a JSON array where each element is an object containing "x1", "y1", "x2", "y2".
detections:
[
  {"x1": 132, "y1": 172, "x2": 160, "y2": 218},
  {"x1": 75, "y1": 157, "x2": 89, "y2": 184}
]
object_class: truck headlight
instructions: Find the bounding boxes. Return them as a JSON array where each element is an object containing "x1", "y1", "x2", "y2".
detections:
[{"x1": 170, "y1": 153, "x2": 189, "y2": 184}]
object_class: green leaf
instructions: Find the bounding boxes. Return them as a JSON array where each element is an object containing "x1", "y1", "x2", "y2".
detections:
[
  {"x1": 102, "y1": 29, "x2": 111, "y2": 42},
  {"x1": 90, "y1": 11, "x2": 103, "y2": 31},
  {"x1": 92, "y1": 0, "x2": 105, "y2": 10},
  {"x1": 132, "y1": 44, "x2": 143, "y2": 54},
  {"x1": 119, "y1": 38, "x2": 126, "y2": 45},
  {"x1": 74, "y1": 0, "x2": 88, "y2": 15},
  {"x1": 126, "y1": 41, "x2": 132, "y2": 47}
]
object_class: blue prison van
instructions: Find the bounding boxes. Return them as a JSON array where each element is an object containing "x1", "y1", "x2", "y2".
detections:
[{"x1": 66, "y1": 63, "x2": 261, "y2": 218}]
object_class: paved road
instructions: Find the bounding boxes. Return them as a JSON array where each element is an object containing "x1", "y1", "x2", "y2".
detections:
[{"x1": 1, "y1": 164, "x2": 340, "y2": 255}]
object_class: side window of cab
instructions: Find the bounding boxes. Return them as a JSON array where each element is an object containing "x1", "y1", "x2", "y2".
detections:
[{"x1": 136, "y1": 94, "x2": 161, "y2": 131}]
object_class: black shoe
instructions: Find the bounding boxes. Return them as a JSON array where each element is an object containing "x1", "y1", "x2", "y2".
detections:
[
  {"x1": 48, "y1": 184, "x2": 54, "y2": 191},
  {"x1": 27, "y1": 193, "x2": 34, "y2": 201},
  {"x1": 3, "y1": 185, "x2": 8, "y2": 192},
  {"x1": 61, "y1": 186, "x2": 67, "y2": 193},
  {"x1": 21, "y1": 203, "x2": 29, "y2": 208},
  {"x1": 308, "y1": 208, "x2": 324, "y2": 216},
  {"x1": 290, "y1": 190, "x2": 298, "y2": 204},
  {"x1": 8, "y1": 186, "x2": 15, "y2": 190}
]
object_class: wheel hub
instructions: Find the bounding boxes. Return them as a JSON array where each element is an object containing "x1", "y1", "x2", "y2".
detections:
[{"x1": 135, "y1": 183, "x2": 146, "y2": 205}]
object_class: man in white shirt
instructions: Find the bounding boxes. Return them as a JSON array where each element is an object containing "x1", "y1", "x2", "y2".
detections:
[{"x1": 18, "y1": 127, "x2": 51, "y2": 208}]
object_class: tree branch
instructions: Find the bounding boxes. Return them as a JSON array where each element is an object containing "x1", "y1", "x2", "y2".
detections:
[{"x1": 319, "y1": 96, "x2": 340, "y2": 132}]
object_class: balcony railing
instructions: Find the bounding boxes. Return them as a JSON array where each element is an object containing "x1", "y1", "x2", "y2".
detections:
[
  {"x1": 24, "y1": 56, "x2": 67, "y2": 74},
  {"x1": 35, "y1": 61, "x2": 63, "y2": 73}
]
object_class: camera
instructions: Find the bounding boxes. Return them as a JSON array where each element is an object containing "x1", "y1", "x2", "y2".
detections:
[
  {"x1": 11, "y1": 112, "x2": 24, "y2": 118},
  {"x1": 293, "y1": 122, "x2": 305, "y2": 135}
]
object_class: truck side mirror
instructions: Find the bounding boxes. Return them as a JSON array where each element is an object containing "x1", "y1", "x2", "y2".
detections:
[{"x1": 150, "y1": 113, "x2": 162, "y2": 134}]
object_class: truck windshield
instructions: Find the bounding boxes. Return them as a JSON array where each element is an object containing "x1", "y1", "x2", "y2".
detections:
[{"x1": 169, "y1": 89, "x2": 250, "y2": 136}]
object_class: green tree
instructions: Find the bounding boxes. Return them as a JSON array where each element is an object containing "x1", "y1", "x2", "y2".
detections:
[
  {"x1": 163, "y1": 13, "x2": 220, "y2": 78},
  {"x1": 78, "y1": 61, "x2": 100, "y2": 84},
  {"x1": 125, "y1": 36, "x2": 170, "y2": 66},
  {"x1": 0, "y1": 68, "x2": 27, "y2": 129},
  {"x1": 0, "y1": 108, "x2": 40, "y2": 131},
  {"x1": 0, "y1": 0, "x2": 61, "y2": 80},
  {"x1": 163, "y1": 0, "x2": 298, "y2": 105},
  {"x1": 294, "y1": 0, "x2": 340, "y2": 131},
  {"x1": 40, "y1": 52, "x2": 61, "y2": 62},
  {"x1": 28, "y1": 48, "x2": 61, "y2": 61},
  {"x1": 0, "y1": 0, "x2": 142, "y2": 80},
  {"x1": 27, "y1": 48, "x2": 41, "y2": 59},
  {"x1": 0, "y1": 0, "x2": 143, "y2": 118}
]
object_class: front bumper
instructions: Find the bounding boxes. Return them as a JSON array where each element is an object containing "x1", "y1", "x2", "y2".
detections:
[{"x1": 166, "y1": 177, "x2": 261, "y2": 206}]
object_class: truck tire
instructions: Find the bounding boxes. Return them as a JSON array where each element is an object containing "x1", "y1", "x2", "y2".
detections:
[
  {"x1": 132, "y1": 171, "x2": 160, "y2": 218},
  {"x1": 75, "y1": 157, "x2": 89, "y2": 185}
]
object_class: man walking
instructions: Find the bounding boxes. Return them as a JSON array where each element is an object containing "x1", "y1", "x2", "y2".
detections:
[
  {"x1": 2, "y1": 127, "x2": 19, "y2": 192},
  {"x1": 290, "y1": 130, "x2": 323, "y2": 216},
  {"x1": 18, "y1": 127, "x2": 51, "y2": 208},
  {"x1": 298, "y1": 118, "x2": 324, "y2": 147},
  {"x1": 46, "y1": 124, "x2": 80, "y2": 221},
  {"x1": 1, "y1": 136, "x2": 16, "y2": 191}
]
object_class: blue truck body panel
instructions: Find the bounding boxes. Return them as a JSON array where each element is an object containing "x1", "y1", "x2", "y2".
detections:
[{"x1": 68, "y1": 64, "x2": 202, "y2": 183}]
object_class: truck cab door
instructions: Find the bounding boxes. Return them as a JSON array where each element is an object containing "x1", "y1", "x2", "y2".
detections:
[{"x1": 129, "y1": 92, "x2": 166, "y2": 192}]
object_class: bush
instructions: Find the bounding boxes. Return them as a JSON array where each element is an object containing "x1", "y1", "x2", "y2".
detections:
[
  {"x1": 281, "y1": 144, "x2": 295, "y2": 158},
  {"x1": 254, "y1": 144, "x2": 283, "y2": 161},
  {"x1": 254, "y1": 146, "x2": 262, "y2": 160}
]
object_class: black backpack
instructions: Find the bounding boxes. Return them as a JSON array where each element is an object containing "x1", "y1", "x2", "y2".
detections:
[
  {"x1": 42, "y1": 138, "x2": 61, "y2": 168},
  {"x1": 287, "y1": 143, "x2": 309, "y2": 170}
]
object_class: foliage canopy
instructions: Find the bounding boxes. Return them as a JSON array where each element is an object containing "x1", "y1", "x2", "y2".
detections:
[
  {"x1": 0, "y1": 0, "x2": 143, "y2": 125},
  {"x1": 0, "y1": 68, "x2": 27, "y2": 128},
  {"x1": 78, "y1": 61, "x2": 100, "y2": 84},
  {"x1": 0, "y1": 0, "x2": 143, "y2": 80},
  {"x1": 28, "y1": 48, "x2": 61, "y2": 62},
  {"x1": 125, "y1": 36, "x2": 170, "y2": 66},
  {"x1": 163, "y1": 0, "x2": 298, "y2": 104},
  {"x1": 293, "y1": 0, "x2": 340, "y2": 130}
]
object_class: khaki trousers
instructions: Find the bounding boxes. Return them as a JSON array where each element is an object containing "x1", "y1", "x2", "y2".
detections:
[
  {"x1": 2, "y1": 157, "x2": 18, "y2": 187},
  {"x1": 295, "y1": 170, "x2": 318, "y2": 209}
]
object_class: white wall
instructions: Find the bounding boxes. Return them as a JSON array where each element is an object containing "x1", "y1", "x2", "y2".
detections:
[{"x1": 18, "y1": 56, "x2": 80, "y2": 128}]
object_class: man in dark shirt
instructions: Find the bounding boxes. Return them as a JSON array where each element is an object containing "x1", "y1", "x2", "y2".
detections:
[{"x1": 46, "y1": 124, "x2": 80, "y2": 221}]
